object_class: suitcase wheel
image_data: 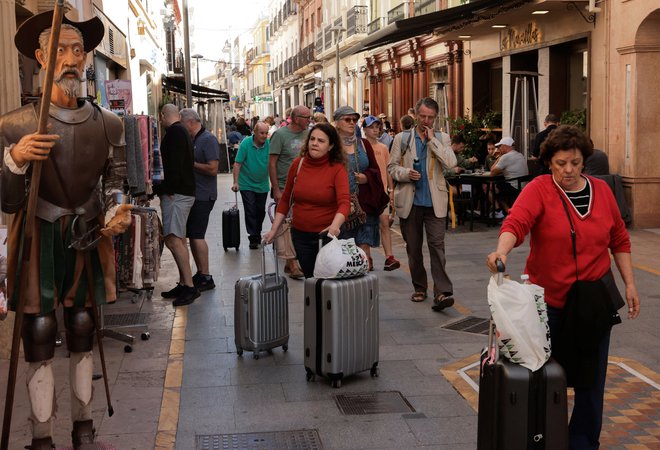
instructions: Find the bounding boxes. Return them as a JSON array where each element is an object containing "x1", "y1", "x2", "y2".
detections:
[
  {"x1": 236, "y1": 347, "x2": 243, "y2": 357},
  {"x1": 235, "y1": 246, "x2": 240, "y2": 251},
  {"x1": 253, "y1": 352, "x2": 260, "y2": 360},
  {"x1": 370, "y1": 367, "x2": 379, "y2": 378},
  {"x1": 331, "y1": 379, "x2": 342, "y2": 388},
  {"x1": 224, "y1": 247, "x2": 228, "y2": 252},
  {"x1": 305, "y1": 368, "x2": 315, "y2": 382},
  {"x1": 267, "y1": 349, "x2": 273, "y2": 355},
  {"x1": 282, "y1": 344, "x2": 288, "y2": 352}
]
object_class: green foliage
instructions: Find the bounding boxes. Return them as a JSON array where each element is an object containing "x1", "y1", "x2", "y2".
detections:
[
  {"x1": 560, "y1": 109, "x2": 587, "y2": 131},
  {"x1": 449, "y1": 113, "x2": 482, "y2": 158}
]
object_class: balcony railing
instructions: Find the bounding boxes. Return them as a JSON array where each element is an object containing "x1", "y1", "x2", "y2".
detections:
[
  {"x1": 297, "y1": 44, "x2": 315, "y2": 69},
  {"x1": 387, "y1": 3, "x2": 407, "y2": 24},
  {"x1": 315, "y1": 31, "x2": 323, "y2": 55},
  {"x1": 347, "y1": 5, "x2": 368, "y2": 37},
  {"x1": 368, "y1": 17, "x2": 383, "y2": 35},
  {"x1": 415, "y1": 0, "x2": 437, "y2": 16},
  {"x1": 245, "y1": 48, "x2": 255, "y2": 64},
  {"x1": 324, "y1": 25, "x2": 332, "y2": 51}
]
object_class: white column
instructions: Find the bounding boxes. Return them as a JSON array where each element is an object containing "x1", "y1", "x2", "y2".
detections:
[
  {"x1": 0, "y1": 0, "x2": 21, "y2": 115},
  {"x1": 502, "y1": 55, "x2": 512, "y2": 135},
  {"x1": 538, "y1": 47, "x2": 550, "y2": 123}
]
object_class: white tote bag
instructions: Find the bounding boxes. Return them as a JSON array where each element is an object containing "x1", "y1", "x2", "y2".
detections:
[
  {"x1": 487, "y1": 275, "x2": 551, "y2": 371},
  {"x1": 313, "y1": 235, "x2": 369, "y2": 279}
]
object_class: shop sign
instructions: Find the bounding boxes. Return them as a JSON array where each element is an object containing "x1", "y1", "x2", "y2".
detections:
[
  {"x1": 500, "y1": 23, "x2": 542, "y2": 51},
  {"x1": 255, "y1": 95, "x2": 273, "y2": 102}
]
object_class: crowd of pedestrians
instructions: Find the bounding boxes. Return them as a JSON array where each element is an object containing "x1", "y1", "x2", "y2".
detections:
[{"x1": 154, "y1": 98, "x2": 641, "y2": 450}]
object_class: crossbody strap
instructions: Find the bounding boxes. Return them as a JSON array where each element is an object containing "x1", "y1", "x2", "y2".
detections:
[
  {"x1": 558, "y1": 191, "x2": 579, "y2": 281},
  {"x1": 288, "y1": 157, "x2": 304, "y2": 216}
]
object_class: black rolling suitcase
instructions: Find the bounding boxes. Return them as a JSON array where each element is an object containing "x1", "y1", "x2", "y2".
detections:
[
  {"x1": 477, "y1": 262, "x2": 568, "y2": 450},
  {"x1": 223, "y1": 192, "x2": 240, "y2": 251}
]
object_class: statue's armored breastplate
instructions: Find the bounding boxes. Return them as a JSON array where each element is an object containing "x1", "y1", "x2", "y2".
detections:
[{"x1": 41, "y1": 102, "x2": 109, "y2": 209}]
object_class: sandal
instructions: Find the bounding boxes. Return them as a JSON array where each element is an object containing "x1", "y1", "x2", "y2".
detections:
[
  {"x1": 432, "y1": 294, "x2": 455, "y2": 311},
  {"x1": 410, "y1": 292, "x2": 427, "y2": 302}
]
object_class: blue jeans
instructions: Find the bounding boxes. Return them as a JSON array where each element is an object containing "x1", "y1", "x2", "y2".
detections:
[
  {"x1": 240, "y1": 190, "x2": 267, "y2": 243},
  {"x1": 547, "y1": 305, "x2": 611, "y2": 450}
]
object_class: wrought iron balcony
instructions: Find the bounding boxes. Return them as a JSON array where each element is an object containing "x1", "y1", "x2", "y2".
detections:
[
  {"x1": 415, "y1": 0, "x2": 437, "y2": 16},
  {"x1": 347, "y1": 5, "x2": 368, "y2": 37},
  {"x1": 368, "y1": 18, "x2": 383, "y2": 35},
  {"x1": 387, "y1": 3, "x2": 406, "y2": 24}
]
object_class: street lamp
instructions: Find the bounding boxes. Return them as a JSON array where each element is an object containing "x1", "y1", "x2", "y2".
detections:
[
  {"x1": 192, "y1": 54, "x2": 204, "y2": 85},
  {"x1": 330, "y1": 26, "x2": 345, "y2": 111}
]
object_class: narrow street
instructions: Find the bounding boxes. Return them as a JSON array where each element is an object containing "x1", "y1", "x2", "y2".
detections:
[{"x1": 2, "y1": 174, "x2": 655, "y2": 449}]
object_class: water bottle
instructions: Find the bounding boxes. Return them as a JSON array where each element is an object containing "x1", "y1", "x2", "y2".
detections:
[
  {"x1": 521, "y1": 274, "x2": 531, "y2": 284},
  {"x1": 412, "y1": 159, "x2": 422, "y2": 186}
]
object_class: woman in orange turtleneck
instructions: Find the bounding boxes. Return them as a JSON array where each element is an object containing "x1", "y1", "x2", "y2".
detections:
[{"x1": 263, "y1": 123, "x2": 350, "y2": 278}]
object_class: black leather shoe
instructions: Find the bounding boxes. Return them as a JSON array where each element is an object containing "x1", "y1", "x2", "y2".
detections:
[
  {"x1": 172, "y1": 285, "x2": 200, "y2": 307},
  {"x1": 193, "y1": 273, "x2": 215, "y2": 292},
  {"x1": 161, "y1": 283, "x2": 184, "y2": 299}
]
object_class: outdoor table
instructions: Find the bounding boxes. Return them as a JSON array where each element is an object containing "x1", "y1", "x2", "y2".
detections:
[{"x1": 454, "y1": 172, "x2": 505, "y2": 231}]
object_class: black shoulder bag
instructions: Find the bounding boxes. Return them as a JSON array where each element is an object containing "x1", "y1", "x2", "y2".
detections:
[{"x1": 556, "y1": 190, "x2": 623, "y2": 388}]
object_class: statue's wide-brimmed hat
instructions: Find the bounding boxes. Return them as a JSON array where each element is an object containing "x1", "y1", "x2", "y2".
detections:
[{"x1": 15, "y1": 10, "x2": 104, "y2": 60}]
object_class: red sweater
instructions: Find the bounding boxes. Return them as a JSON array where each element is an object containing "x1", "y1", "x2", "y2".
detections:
[
  {"x1": 500, "y1": 175, "x2": 630, "y2": 309},
  {"x1": 277, "y1": 155, "x2": 351, "y2": 233}
]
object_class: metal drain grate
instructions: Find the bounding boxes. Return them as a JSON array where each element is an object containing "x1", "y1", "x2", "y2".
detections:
[
  {"x1": 196, "y1": 429, "x2": 323, "y2": 450},
  {"x1": 103, "y1": 313, "x2": 149, "y2": 327},
  {"x1": 442, "y1": 316, "x2": 490, "y2": 335},
  {"x1": 334, "y1": 391, "x2": 415, "y2": 415}
]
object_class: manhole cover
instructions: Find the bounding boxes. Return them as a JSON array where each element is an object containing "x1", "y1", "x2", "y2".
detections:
[
  {"x1": 196, "y1": 429, "x2": 323, "y2": 450},
  {"x1": 442, "y1": 316, "x2": 490, "y2": 335},
  {"x1": 103, "y1": 313, "x2": 149, "y2": 327},
  {"x1": 334, "y1": 391, "x2": 415, "y2": 415}
]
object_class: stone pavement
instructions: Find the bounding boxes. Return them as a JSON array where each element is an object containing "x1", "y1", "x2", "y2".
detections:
[{"x1": 0, "y1": 173, "x2": 658, "y2": 449}]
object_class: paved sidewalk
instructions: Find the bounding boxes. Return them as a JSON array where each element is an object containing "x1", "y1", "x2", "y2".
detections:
[{"x1": 0, "y1": 173, "x2": 657, "y2": 449}]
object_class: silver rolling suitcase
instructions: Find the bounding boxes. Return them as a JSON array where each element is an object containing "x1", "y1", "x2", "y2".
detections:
[
  {"x1": 234, "y1": 245, "x2": 289, "y2": 359},
  {"x1": 303, "y1": 273, "x2": 379, "y2": 388}
]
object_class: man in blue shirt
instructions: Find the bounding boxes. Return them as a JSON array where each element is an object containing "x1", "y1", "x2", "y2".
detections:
[
  {"x1": 180, "y1": 109, "x2": 220, "y2": 292},
  {"x1": 387, "y1": 98, "x2": 457, "y2": 311}
]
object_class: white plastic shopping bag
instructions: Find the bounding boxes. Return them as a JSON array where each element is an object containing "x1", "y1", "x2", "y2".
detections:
[
  {"x1": 313, "y1": 235, "x2": 369, "y2": 279},
  {"x1": 487, "y1": 275, "x2": 551, "y2": 371}
]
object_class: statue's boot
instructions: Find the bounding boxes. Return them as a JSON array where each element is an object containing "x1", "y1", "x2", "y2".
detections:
[{"x1": 72, "y1": 419, "x2": 96, "y2": 450}]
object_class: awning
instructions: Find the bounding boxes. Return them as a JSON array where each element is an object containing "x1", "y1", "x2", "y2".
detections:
[
  {"x1": 340, "y1": 0, "x2": 527, "y2": 58},
  {"x1": 162, "y1": 76, "x2": 230, "y2": 101}
]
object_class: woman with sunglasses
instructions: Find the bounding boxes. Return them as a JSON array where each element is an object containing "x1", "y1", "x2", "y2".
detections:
[{"x1": 333, "y1": 106, "x2": 390, "y2": 271}]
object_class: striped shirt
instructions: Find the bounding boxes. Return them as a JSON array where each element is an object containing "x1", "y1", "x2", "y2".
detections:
[{"x1": 565, "y1": 177, "x2": 592, "y2": 217}]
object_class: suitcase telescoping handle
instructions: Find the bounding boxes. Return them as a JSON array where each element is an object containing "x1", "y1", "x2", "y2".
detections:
[
  {"x1": 261, "y1": 242, "x2": 280, "y2": 283},
  {"x1": 234, "y1": 191, "x2": 239, "y2": 208},
  {"x1": 486, "y1": 258, "x2": 506, "y2": 365}
]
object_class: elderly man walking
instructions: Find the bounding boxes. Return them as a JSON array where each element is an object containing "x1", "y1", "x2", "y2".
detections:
[
  {"x1": 232, "y1": 122, "x2": 271, "y2": 248},
  {"x1": 157, "y1": 105, "x2": 199, "y2": 306},
  {"x1": 269, "y1": 105, "x2": 311, "y2": 278},
  {"x1": 388, "y1": 97, "x2": 457, "y2": 311},
  {"x1": 180, "y1": 108, "x2": 220, "y2": 291}
]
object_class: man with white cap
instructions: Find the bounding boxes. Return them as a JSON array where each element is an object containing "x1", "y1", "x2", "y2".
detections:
[{"x1": 491, "y1": 136, "x2": 528, "y2": 215}]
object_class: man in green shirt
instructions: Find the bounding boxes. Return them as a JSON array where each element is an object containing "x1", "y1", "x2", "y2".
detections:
[
  {"x1": 268, "y1": 105, "x2": 310, "y2": 277},
  {"x1": 232, "y1": 122, "x2": 271, "y2": 249}
]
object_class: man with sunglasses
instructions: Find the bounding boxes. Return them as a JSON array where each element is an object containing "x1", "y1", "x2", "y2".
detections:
[{"x1": 268, "y1": 105, "x2": 311, "y2": 278}]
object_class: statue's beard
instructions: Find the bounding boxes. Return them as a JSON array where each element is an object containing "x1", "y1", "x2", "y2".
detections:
[{"x1": 55, "y1": 68, "x2": 83, "y2": 97}]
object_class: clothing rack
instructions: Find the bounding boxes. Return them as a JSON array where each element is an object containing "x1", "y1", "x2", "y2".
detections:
[{"x1": 100, "y1": 114, "x2": 162, "y2": 351}]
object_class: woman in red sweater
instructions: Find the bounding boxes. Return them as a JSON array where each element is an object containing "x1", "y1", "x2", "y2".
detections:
[
  {"x1": 264, "y1": 123, "x2": 350, "y2": 278},
  {"x1": 486, "y1": 126, "x2": 640, "y2": 449}
]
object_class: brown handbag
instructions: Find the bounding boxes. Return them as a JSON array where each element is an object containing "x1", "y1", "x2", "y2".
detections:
[{"x1": 343, "y1": 149, "x2": 367, "y2": 230}]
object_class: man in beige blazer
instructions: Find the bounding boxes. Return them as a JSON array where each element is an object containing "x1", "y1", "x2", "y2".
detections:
[{"x1": 388, "y1": 97, "x2": 457, "y2": 311}]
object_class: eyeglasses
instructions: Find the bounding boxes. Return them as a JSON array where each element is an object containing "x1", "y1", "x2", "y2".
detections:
[{"x1": 341, "y1": 117, "x2": 358, "y2": 124}]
